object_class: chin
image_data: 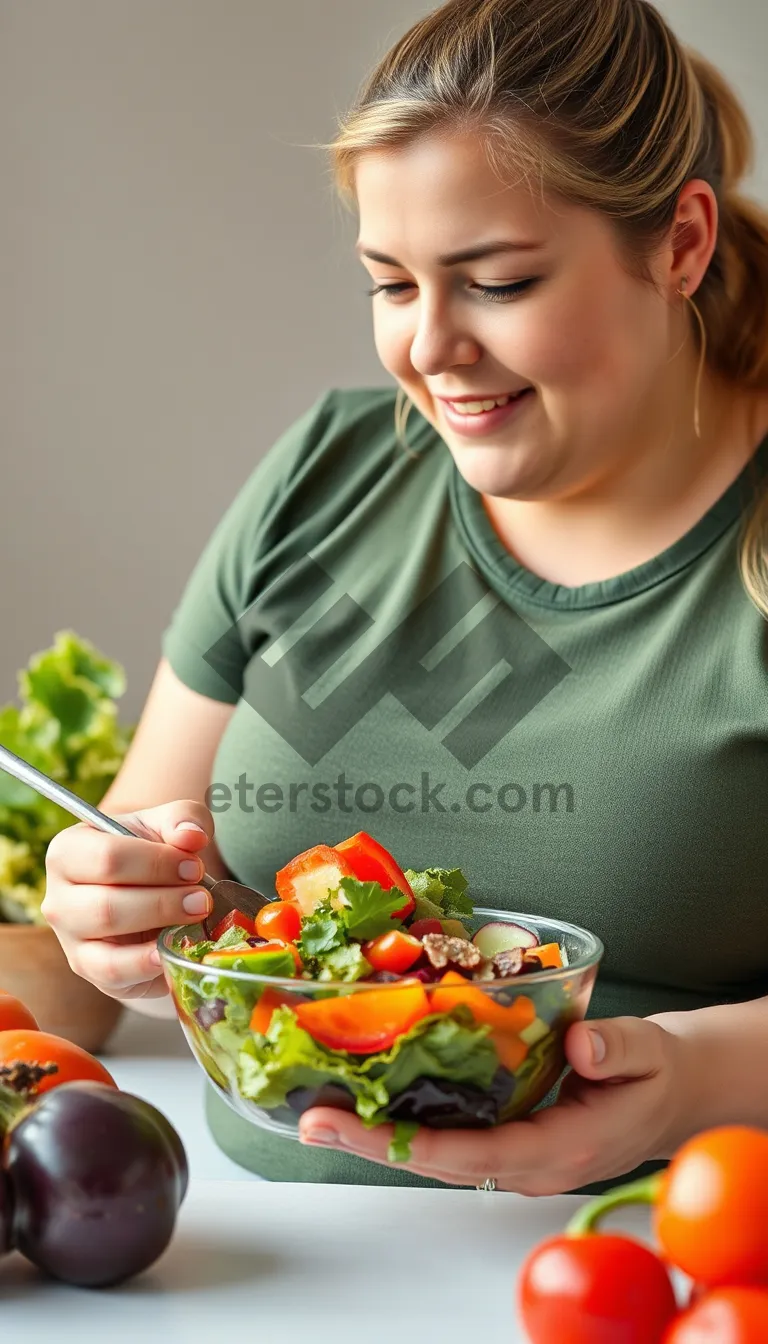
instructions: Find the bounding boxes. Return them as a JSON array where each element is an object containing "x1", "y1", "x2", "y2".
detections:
[{"x1": 448, "y1": 442, "x2": 538, "y2": 499}]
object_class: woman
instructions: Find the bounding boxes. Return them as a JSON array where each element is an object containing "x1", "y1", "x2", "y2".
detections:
[{"x1": 42, "y1": 0, "x2": 768, "y2": 1196}]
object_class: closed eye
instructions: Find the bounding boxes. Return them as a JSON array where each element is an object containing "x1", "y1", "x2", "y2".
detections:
[{"x1": 366, "y1": 278, "x2": 539, "y2": 304}]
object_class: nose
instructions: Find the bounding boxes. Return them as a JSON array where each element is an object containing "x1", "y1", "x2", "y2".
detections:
[{"x1": 408, "y1": 296, "x2": 481, "y2": 377}]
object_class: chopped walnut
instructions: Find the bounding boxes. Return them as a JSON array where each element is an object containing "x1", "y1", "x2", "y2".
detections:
[
  {"x1": 421, "y1": 933, "x2": 483, "y2": 971},
  {"x1": 491, "y1": 947, "x2": 525, "y2": 979}
]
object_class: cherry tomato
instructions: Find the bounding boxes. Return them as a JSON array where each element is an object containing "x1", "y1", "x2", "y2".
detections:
[
  {"x1": 209, "y1": 908, "x2": 257, "y2": 941},
  {"x1": 518, "y1": 1233, "x2": 678, "y2": 1344},
  {"x1": 654, "y1": 1127, "x2": 768, "y2": 1287},
  {"x1": 255, "y1": 901, "x2": 302, "y2": 944},
  {"x1": 0, "y1": 991, "x2": 38, "y2": 1032},
  {"x1": 294, "y1": 983, "x2": 430, "y2": 1053},
  {"x1": 0, "y1": 1029, "x2": 116, "y2": 1094},
  {"x1": 333, "y1": 832, "x2": 416, "y2": 920},
  {"x1": 663, "y1": 1287, "x2": 768, "y2": 1343},
  {"x1": 363, "y1": 930, "x2": 422, "y2": 974}
]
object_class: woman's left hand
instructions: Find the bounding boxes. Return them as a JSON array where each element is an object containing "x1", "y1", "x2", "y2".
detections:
[{"x1": 298, "y1": 1016, "x2": 697, "y2": 1193}]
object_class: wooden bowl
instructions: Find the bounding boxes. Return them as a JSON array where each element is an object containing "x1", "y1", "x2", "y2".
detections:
[{"x1": 0, "y1": 923, "x2": 123, "y2": 1051}]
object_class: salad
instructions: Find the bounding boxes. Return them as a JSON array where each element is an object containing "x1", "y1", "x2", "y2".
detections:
[{"x1": 164, "y1": 832, "x2": 586, "y2": 1163}]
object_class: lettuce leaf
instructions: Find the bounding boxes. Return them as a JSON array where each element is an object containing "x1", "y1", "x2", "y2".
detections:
[
  {"x1": 404, "y1": 867, "x2": 473, "y2": 920},
  {"x1": 0, "y1": 632, "x2": 134, "y2": 923}
]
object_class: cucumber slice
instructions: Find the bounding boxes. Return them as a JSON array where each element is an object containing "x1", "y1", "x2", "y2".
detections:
[
  {"x1": 518, "y1": 1017, "x2": 551, "y2": 1047},
  {"x1": 472, "y1": 921, "x2": 539, "y2": 959}
]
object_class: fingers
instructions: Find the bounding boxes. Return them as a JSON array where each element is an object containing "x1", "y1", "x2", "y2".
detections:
[
  {"x1": 44, "y1": 880, "x2": 212, "y2": 940},
  {"x1": 46, "y1": 822, "x2": 208, "y2": 889},
  {"x1": 64, "y1": 931, "x2": 168, "y2": 995},
  {"x1": 565, "y1": 1016, "x2": 669, "y2": 1081}
]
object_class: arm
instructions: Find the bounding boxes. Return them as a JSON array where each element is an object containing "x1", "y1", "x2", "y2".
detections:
[
  {"x1": 648, "y1": 996, "x2": 768, "y2": 1145},
  {"x1": 97, "y1": 657, "x2": 235, "y2": 1019}
]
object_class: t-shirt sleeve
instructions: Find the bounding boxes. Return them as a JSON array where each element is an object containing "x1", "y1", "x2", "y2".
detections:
[{"x1": 161, "y1": 391, "x2": 335, "y2": 703}]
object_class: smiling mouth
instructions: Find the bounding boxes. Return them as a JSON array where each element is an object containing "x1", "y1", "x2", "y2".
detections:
[{"x1": 442, "y1": 390, "x2": 533, "y2": 416}]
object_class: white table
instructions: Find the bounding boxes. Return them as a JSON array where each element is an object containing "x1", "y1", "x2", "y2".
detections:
[{"x1": 0, "y1": 1010, "x2": 672, "y2": 1341}]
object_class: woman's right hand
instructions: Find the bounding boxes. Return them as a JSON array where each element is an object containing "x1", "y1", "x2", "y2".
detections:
[{"x1": 42, "y1": 800, "x2": 216, "y2": 1001}]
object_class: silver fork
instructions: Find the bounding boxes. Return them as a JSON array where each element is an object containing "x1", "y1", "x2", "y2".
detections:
[{"x1": 0, "y1": 743, "x2": 274, "y2": 932}]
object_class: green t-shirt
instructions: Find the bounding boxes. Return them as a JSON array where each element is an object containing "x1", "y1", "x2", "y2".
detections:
[{"x1": 162, "y1": 387, "x2": 768, "y2": 1193}]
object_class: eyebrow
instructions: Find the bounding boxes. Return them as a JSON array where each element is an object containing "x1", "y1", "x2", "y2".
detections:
[{"x1": 355, "y1": 239, "x2": 546, "y2": 266}]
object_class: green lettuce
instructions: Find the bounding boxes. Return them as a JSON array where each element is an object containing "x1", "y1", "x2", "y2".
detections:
[
  {"x1": 0, "y1": 632, "x2": 134, "y2": 924},
  {"x1": 237, "y1": 1004, "x2": 498, "y2": 1140}
]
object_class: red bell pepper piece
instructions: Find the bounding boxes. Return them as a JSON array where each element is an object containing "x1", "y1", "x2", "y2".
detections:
[
  {"x1": 294, "y1": 983, "x2": 430, "y2": 1054},
  {"x1": 333, "y1": 832, "x2": 415, "y2": 920},
  {"x1": 275, "y1": 844, "x2": 356, "y2": 916}
]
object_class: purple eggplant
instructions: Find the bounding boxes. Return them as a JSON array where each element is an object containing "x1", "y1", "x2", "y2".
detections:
[{"x1": 3, "y1": 1081, "x2": 188, "y2": 1287}]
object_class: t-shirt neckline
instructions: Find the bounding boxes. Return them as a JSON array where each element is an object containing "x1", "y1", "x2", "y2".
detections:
[{"x1": 447, "y1": 428, "x2": 768, "y2": 611}]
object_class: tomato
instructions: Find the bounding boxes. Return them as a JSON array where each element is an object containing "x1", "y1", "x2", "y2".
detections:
[
  {"x1": 249, "y1": 987, "x2": 297, "y2": 1035},
  {"x1": 255, "y1": 901, "x2": 302, "y2": 944},
  {"x1": 0, "y1": 1029, "x2": 116, "y2": 1094},
  {"x1": 654, "y1": 1127, "x2": 768, "y2": 1287},
  {"x1": 209, "y1": 908, "x2": 257, "y2": 942},
  {"x1": 663, "y1": 1287, "x2": 768, "y2": 1343},
  {"x1": 362, "y1": 930, "x2": 422, "y2": 974},
  {"x1": 0, "y1": 991, "x2": 38, "y2": 1032},
  {"x1": 275, "y1": 844, "x2": 356, "y2": 916},
  {"x1": 518, "y1": 1233, "x2": 678, "y2": 1344},
  {"x1": 294, "y1": 984, "x2": 430, "y2": 1053},
  {"x1": 333, "y1": 832, "x2": 415, "y2": 920},
  {"x1": 409, "y1": 918, "x2": 444, "y2": 939}
]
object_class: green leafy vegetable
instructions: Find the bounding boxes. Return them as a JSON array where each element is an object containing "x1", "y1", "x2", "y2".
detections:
[
  {"x1": 336, "y1": 877, "x2": 407, "y2": 941},
  {"x1": 0, "y1": 632, "x2": 134, "y2": 924},
  {"x1": 236, "y1": 1002, "x2": 498, "y2": 1130},
  {"x1": 388, "y1": 1121, "x2": 420, "y2": 1164},
  {"x1": 315, "y1": 943, "x2": 372, "y2": 983},
  {"x1": 404, "y1": 867, "x2": 473, "y2": 920}
]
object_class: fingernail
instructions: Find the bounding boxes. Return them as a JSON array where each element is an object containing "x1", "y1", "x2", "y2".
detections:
[
  {"x1": 176, "y1": 821, "x2": 207, "y2": 836},
  {"x1": 149, "y1": 948, "x2": 162, "y2": 967},
  {"x1": 183, "y1": 889, "x2": 211, "y2": 916},
  {"x1": 178, "y1": 859, "x2": 202, "y2": 881},
  {"x1": 588, "y1": 1029, "x2": 606, "y2": 1064},
  {"x1": 303, "y1": 1127, "x2": 339, "y2": 1147}
]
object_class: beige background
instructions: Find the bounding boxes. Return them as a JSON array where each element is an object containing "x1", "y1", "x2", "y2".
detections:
[{"x1": 2, "y1": 1, "x2": 767, "y2": 722}]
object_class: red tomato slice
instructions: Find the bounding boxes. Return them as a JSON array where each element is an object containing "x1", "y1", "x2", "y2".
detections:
[
  {"x1": 209, "y1": 908, "x2": 257, "y2": 942},
  {"x1": 295, "y1": 984, "x2": 430, "y2": 1053},
  {"x1": 333, "y1": 831, "x2": 415, "y2": 919},
  {"x1": 363, "y1": 930, "x2": 423, "y2": 974},
  {"x1": 255, "y1": 901, "x2": 302, "y2": 944}
]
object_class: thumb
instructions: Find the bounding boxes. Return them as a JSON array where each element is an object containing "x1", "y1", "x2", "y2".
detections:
[{"x1": 564, "y1": 1016, "x2": 669, "y2": 1082}]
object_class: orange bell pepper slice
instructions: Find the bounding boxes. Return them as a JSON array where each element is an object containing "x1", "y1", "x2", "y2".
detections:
[
  {"x1": 250, "y1": 987, "x2": 298, "y2": 1035},
  {"x1": 525, "y1": 942, "x2": 563, "y2": 970},
  {"x1": 429, "y1": 971, "x2": 535, "y2": 1072},
  {"x1": 294, "y1": 983, "x2": 430, "y2": 1054}
]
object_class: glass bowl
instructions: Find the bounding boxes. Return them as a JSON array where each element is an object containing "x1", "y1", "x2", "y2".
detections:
[{"x1": 158, "y1": 909, "x2": 602, "y2": 1142}]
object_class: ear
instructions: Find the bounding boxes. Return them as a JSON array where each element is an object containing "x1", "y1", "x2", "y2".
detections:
[{"x1": 668, "y1": 178, "x2": 719, "y2": 296}]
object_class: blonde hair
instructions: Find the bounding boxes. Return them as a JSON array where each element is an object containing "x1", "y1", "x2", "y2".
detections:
[{"x1": 326, "y1": 0, "x2": 768, "y2": 616}]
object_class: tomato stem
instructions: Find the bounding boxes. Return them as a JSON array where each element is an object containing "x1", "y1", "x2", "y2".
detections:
[
  {"x1": 566, "y1": 1173, "x2": 664, "y2": 1237},
  {"x1": 0, "y1": 1080, "x2": 33, "y2": 1136}
]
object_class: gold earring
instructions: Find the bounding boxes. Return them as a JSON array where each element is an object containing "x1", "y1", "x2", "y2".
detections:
[{"x1": 676, "y1": 275, "x2": 707, "y2": 440}]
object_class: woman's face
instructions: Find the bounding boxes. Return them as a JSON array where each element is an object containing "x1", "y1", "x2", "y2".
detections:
[{"x1": 354, "y1": 132, "x2": 681, "y2": 501}]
